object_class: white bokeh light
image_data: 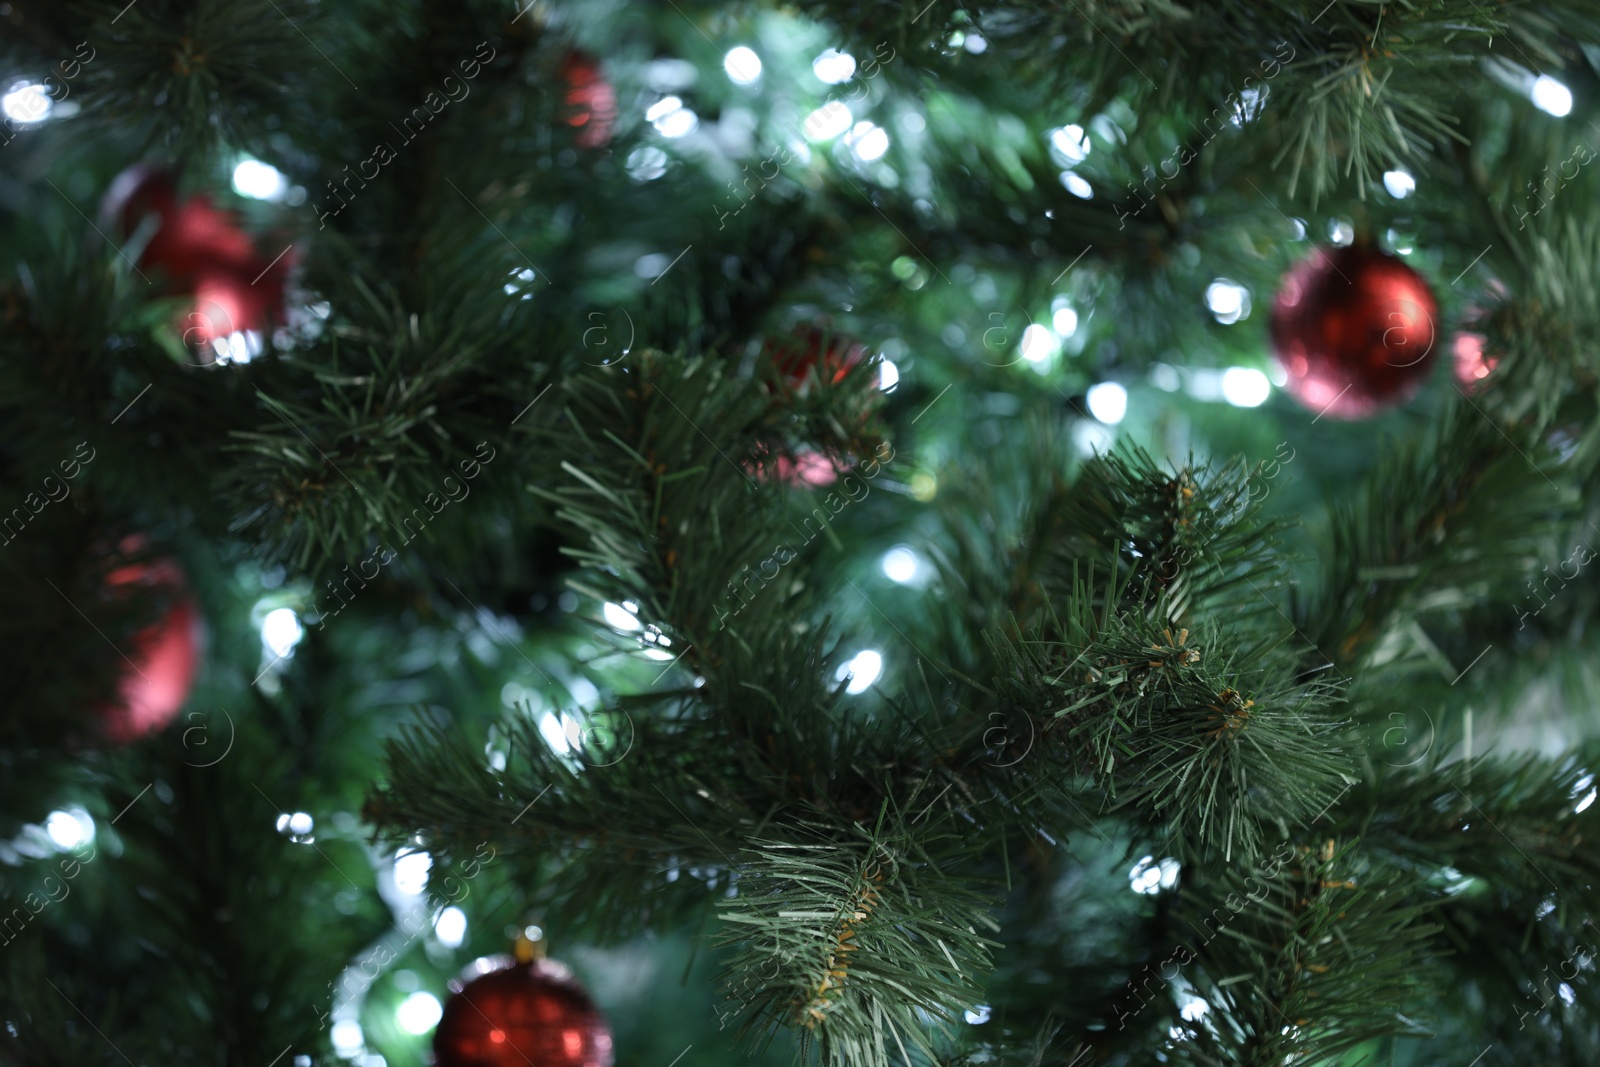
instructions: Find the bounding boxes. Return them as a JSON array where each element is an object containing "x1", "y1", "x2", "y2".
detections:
[
  {"x1": 434, "y1": 905, "x2": 467, "y2": 947},
  {"x1": 813, "y1": 49, "x2": 857, "y2": 84},
  {"x1": 964, "y1": 1004, "x2": 992, "y2": 1024},
  {"x1": 1150, "y1": 363, "x2": 1181, "y2": 392},
  {"x1": 626, "y1": 145, "x2": 669, "y2": 182},
  {"x1": 1, "y1": 82, "x2": 52, "y2": 125},
  {"x1": 724, "y1": 46, "x2": 762, "y2": 85},
  {"x1": 843, "y1": 121, "x2": 890, "y2": 162},
  {"x1": 233, "y1": 159, "x2": 289, "y2": 202},
  {"x1": 1052, "y1": 306, "x2": 1079, "y2": 337},
  {"x1": 836, "y1": 650, "x2": 883, "y2": 694},
  {"x1": 396, "y1": 991, "x2": 443, "y2": 1035},
  {"x1": 881, "y1": 545, "x2": 919, "y2": 583},
  {"x1": 963, "y1": 33, "x2": 989, "y2": 54},
  {"x1": 1532, "y1": 75, "x2": 1573, "y2": 117},
  {"x1": 1382, "y1": 168, "x2": 1415, "y2": 199},
  {"x1": 645, "y1": 96, "x2": 681, "y2": 123},
  {"x1": 879, "y1": 359, "x2": 899, "y2": 391},
  {"x1": 655, "y1": 107, "x2": 698, "y2": 138},
  {"x1": 1060, "y1": 172, "x2": 1093, "y2": 199},
  {"x1": 803, "y1": 101, "x2": 853, "y2": 141},
  {"x1": 503, "y1": 267, "x2": 535, "y2": 299},
  {"x1": 1205, "y1": 279, "x2": 1250, "y2": 324},
  {"x1": 274, "y1": 811, "x2": 314, "y2": 839},
  {"x1": 540, "y1": 711, "x2": 577, "y2": 754},
  {"x1": 210, "y1": 329, "x2": 265, "y2": 366},
  {"x1": 1049, "y1": 125, "x2": 1090, "y2": 165},
  {"x1": 393, "y1": 849, "x2": 432, "y2": 895},
  {"x1": 45, "y1": 808, "x2": 94, "y2": 850},
  {"x1": 262, "y1": 607, "x2": 305, "y2": 658},
  {"x1": 1329, "y1": 218, "x2": 1355, "y2": 245},
  {"x1": 1019, "y1": 323, "x2": 1059, "y2": 363},
  {"x1": 1221, "y1": 367, "x2": 1271, "y2": 408},
  {"x1": 1180, "y1": 993, "x2": 1210, "y2": 1022},
  {"x1": 331, "y1": 1020, "x2": 363, "y2": 1057},
  {"x1": 1086, "y1": 381, "x2": 1128, "y2": 425},
  {"x1": 1230, "y1": 86, "x2": 1264, "y2": 126},
  {"x1": 603, "y1": 600, "x2": 642, "y2": 631},
  {"x1": 1129, "y1": 855, "x2": 1181, "y2": 895}
]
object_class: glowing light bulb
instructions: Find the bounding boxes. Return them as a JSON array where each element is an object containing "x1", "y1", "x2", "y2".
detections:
[
  {"x1": 812, "y1": 49, "x2": 856, "y2": 84},
  {"x1": 233, "y1": 159, "x2": 289, "y2": 201},
  {"x1": 724, "y1": 47, "x2": 762, "y2": 85},
  {"x1": 1221, "y1": 367, "x2": 1271, "y2": 407},
  {"x1": 803, "y1": 101, "x2": 852, "y2": 141},
  {"x1": 1059, "y1": 172, "x2": 1093, "y2": 199},
  {"x1": 262, "y1": 607, "x2": 304, "y2": 657},
  {"x1": 331, "y1": 1020, "x2": 363, "y2": 1056},
  {"x1": 603, "y1": 601, "x2": 642, "y2": 631},
  {"x1": 1205, "y1": 279, "x2": 1249, "y2": 324},
  {"x1": 1531, "y1": 75, "x2": 1573, "y2": 117},
  {"x1": 1086, "y1": 382, "x2": 1127, "y2": 424},
  {"x1": 843, "y1": 121, "x2": 889, "y2": 162},
  {"x1": 0, "y1": 82, "x2": 52, "y2": 124},
  {"x1": 44, "y1": 809, "x2": 93, "y2": 850},
  {"x1": 881, "y1": 546, "x2": 918, "y2": 583},
  {"x1": 396, "y1": 992, "x2": 443, "y2": 1034},
  {"x1": 1382, "y1": 168, "x2": 1415, "y2": 199},
  {"x1": 1019, "y1": 323, "x2": 1058, "y2": 363},
  {"x1": 1048, "y1": 124, "x2": 1090, "y2": 165},
  {"x1": 393, "y1": 849, "x2": 431, "y2": 895},
  {"x1": 836, "y1": 650, "x2": 883, "y2": 694}
]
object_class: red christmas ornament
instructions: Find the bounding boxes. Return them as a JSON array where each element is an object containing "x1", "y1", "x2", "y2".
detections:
[
  {"x1": 746, "y1": 446, "x2": 844, "y2": 487},
  {"x1": 100, "y1": 165, "x2": 292, "y2": 359},
  {"x1": 434, "y1": 956, "x2": 614, "y2": 1067},
  {"x1": 100, "y1": 552, "x2": 201, "y2": 742},
  {"x1": 1269, "y1": 244, "x2": 1438, "y2": 419},
  {"x1": 765, "y1": 325, "x2": 869, "y2": 394},
  {"x1": 560, "y1": 52, "x2": 617, "y2": 149}
]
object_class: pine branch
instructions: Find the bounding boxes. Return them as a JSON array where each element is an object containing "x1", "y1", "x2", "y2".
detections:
[
  {"x1": 716, "y1": 817, "x2": 999, "y2": 1067},
  {"x1": 1169, "y1": 840, "x2": 1437, "y2": 1065},
  {"x1": 1294, "y1": 401, "x2": 1576, "y2": 675}
]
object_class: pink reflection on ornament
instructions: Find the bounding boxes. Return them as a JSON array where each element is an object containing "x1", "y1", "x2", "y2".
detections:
[
  {"x1": 747, "y1": 448, "x2": 842, "y2": 487},
  {"x1": 1453, "y1": 332, "x2": 1497, "y2": 392}
]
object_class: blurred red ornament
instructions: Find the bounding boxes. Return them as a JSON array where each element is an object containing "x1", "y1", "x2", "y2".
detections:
[
  {"x1": 1453, "y1": 332, "x2": 1498, "y2": 392},
  {"x1": 100, "y1": 164, "x2": 292, "y2": 359},
  {"x1": 765, "y1": 325, "x2": 869, "y2": 394},
  {"x1": 434, "y1": 957, "x2": 614, "y2": 1067},
  {"x1": 560, "y1": 52, "x2": 617, "y2": 149},
  {"x1": 747, "y1": 447, "x2": 843, "y2": 487},
  {"x1": 1269, "y1": 244, "x2": 1438, "y2": 419},
  {"x1": 100, "y1": 553, "x2": 201, "y2": 743}
]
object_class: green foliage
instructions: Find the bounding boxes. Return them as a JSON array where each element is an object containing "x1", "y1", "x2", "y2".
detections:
[{"x1": 6, "y1": 0, "x2": 1600, "y2": 1065}]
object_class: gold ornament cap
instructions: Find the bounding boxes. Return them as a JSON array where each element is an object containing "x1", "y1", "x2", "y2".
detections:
[{"x1": 513, "y1": 921, "x2": 548, "y2": 964}]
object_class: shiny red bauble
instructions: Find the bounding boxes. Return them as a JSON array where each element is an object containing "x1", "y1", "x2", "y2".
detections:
[
  {"x1": 100, "y1": 164, "x2": 292, "y2": 356},
  {"x1": 560, "y1": 52, "x2": 617, "y2": 149},
  {"x1": 745, "y1": 445, "x2": 844, "y2": 487},
  {"x1": 434, "y1": 957, "x2": 614, "y2": 1067},
  {"x1": 100, "y1": 555, "x2": 201, "y2": 742},
  {"x1": 1269, "y1": 244, "x2": 1438, "y2": 419},
  {"x1": 765, "y1": 325, "x2": 868, "y2": 394}
]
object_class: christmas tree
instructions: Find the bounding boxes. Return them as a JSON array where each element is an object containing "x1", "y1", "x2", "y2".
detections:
[{"x1": 5, "y1": 1, "x2": 1600, "y2": 1064}]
